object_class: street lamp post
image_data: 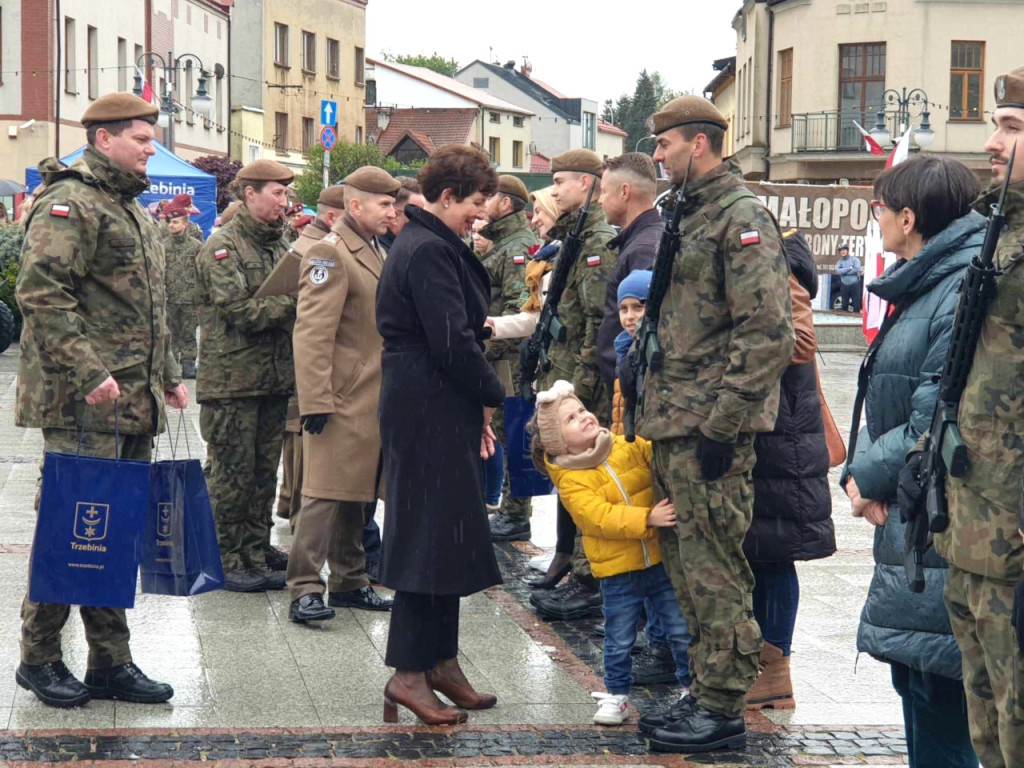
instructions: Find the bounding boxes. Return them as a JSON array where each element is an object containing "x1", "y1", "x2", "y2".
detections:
[
  {"x1": 635, "y1": 135, "x2": 656, "y2": 152},
  {"x1": 132, "y1": 51, "x2": 213, "y2": 152},
  {"x1": 869, "y1": 87, "x2": 935, "y2": 150}
]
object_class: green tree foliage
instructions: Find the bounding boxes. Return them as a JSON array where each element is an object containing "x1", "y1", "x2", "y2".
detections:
[
  {"x1": 190, "y1": 156, "x2": 242, "y2": 212},
  {"x1": 605, "y1": 70, "x2": 682, "y2": 154},
  {"x1": 0, "y1": 225, "x2": 23, "y2": 326},
  {"x1": 380, "y1": 51, "x2": 460, "y2": 78},
  {"x1": 294, "y1": 143, "x2": 407, "y2": 207}
]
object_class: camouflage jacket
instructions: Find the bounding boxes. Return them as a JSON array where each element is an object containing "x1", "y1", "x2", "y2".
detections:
[
  {"x1": 15, "y1": 148, "x2": 180, "y2": 435},
  {"x1": 157, "y1": 219, "x2": 203, "y2": 243},
  {"x1": 638, "y1": 161, "x2": 794, "y2": 443},
  {"x1": 935, "y1": 183, "x2": 1024, "y2": 581},
  {"x1": 162, "y1": 231, "x2": 201, "y2": 305},
  {"x1": 538, "y1": 204, "x2": 616, "y2": 407},
  {"x1": 480, "y1": 211, "x2": 539, "y2": 361},
  {"x1": 195, "y1": 204, "x2": 296, "y2": 402}
]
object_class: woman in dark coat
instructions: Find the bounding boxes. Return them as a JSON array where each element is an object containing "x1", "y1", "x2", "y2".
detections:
[
  {"x1": 744, "y1": 230, "x2": 835, "y2": 711},
  {"x1": 843, "y1": 156, "x2": 981, "y2": 768},
  {"x1": 376, "y1": 145, "x2": 504, "y2": 725}
]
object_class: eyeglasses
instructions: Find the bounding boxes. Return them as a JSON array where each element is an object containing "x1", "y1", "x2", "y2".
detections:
[{"x1": 869, "y1": 200, "x2": 888, "y2": 220}]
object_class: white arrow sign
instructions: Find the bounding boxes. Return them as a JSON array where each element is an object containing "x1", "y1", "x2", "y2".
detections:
[{"x1": 324, "y1": 104, "x2": 333, "y2": 124}]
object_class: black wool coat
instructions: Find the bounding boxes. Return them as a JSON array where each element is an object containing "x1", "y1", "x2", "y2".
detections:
[{"x1": 376, "y1": 205, "x2": 506, "y2": 596}]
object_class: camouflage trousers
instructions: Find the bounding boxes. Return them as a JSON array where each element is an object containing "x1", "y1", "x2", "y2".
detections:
[
  {"x1": 651, "y1": 433, "x2": 762, "y2": 718},
  {"x1": 200, "y1": 395, "x2": 288, "y2": 571},
  {"x1": 945, "y1": 566, "x2": 1024, "y2": 768},
  {"x1": 21, "y1": 428, "x2": 152, "y2": 668},
  {"x1": 167, "y1": 302, "x2": 198, "y2": 367},
  {"x1": 491, "y1": 392, "x2": 532, "y2": 522}
]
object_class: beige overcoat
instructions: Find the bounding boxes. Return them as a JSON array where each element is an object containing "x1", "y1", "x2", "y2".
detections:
[{"x1": 293, "y1": 215, "x2": 384, "y2": 502}]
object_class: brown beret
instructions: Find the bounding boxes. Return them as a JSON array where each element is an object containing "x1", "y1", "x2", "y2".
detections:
[
  {"x1": 318, "y1": 185, "x2": 346, "y2": 209},
  {"x1": 236, "y1": 158, "x2": 294, "y2": 185},
  {"x1": 81, "y1": 93, "x2": 159, "y2": 127},
  {"x1": 650, "y1": 95, "x2": 728, "y2": 135},
  {"x1": 994, "y1": 66, "x2": 1024, "y2": 109},
  {"x1": 551, "y1": 149, "x2": 604, "y2": 176},
  {"x1": 344, "y1": 166, "x2": 401, "y2": 196},
  {"x1": 497, "y1": 175, "x2": 529, "y2": 203},
  {"x1": 219, "y1": 201, "x2": 241, "y2": 224}
]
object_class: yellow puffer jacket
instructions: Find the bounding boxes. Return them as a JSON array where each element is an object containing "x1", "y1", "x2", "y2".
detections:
[{"x1": 546, "y1": 434, "x2": 660, "y2": 578}]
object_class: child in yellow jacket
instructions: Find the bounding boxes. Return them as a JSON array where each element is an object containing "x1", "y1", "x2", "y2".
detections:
[{"x1": 530, "y1": 380, "x2": 692, "y2": 726}]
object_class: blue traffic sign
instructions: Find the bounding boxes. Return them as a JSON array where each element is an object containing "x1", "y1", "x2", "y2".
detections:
[
  {"x1": 320, "y1": 125, "x2": 337, "y2": 152},
  {"x1": 320, "y1": 100, "x2": 338, "y2": 126}
]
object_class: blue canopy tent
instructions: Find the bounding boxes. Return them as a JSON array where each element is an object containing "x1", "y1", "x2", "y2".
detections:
[{"x1": 25, "y1": 141, "x2": 217, "y2": 237}]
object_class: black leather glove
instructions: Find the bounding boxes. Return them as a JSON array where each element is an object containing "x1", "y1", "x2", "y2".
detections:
[
  {"x1": 897, "y1": 452, "x2": 927, "y2": 524},
  {"x1": 697, "y1": 434, "x2": 735, "y2": 481},
  {"x1": 618, "y1": 349, "x2": 639, "y2": 404},
  {"x1": 301, "y1": 413, "x2": 329, "y2": 435},
  {"x1": 1014, "y1": 573, "x2": 1024, "y2": 656}
]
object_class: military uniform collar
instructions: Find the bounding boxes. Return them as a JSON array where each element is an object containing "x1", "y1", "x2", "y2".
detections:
[
  {"x1": 82, "y1": 147, "x2": 151, "y2": 200},
  {"x1": 235, "y1": 203, "x2": 285, "y2": 243},
  {"x1": 550, "y1": 203, "x2": 609, "y2": 240},
  {"x1": 481, "y1": 210, "x2": 530, "y2": 242},
  {"x1": 975, "y1": 180, "x2": 1024, "y2": 223},
  {"x1": 683, "y1": 160, "x2": 744, "y2": 210}
]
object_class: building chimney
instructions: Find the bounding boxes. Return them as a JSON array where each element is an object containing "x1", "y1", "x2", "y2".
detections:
[{"x1": 504, "y1": 60, "x2": 516, "y2": 70}]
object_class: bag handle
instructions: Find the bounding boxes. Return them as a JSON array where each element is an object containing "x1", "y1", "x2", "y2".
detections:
[
  {"x1": 77, "y1": 398, "x2": 120, "y2": 459},
  {"x1": 169, "y1": 409, "x2": 192, "y2": 460}
]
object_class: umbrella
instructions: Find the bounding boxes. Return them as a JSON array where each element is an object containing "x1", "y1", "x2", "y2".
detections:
[{"x1": 0, "y1": 179, "x2": 28, "y2": 196}]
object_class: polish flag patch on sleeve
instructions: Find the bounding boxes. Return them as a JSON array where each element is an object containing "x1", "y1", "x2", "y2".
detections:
[
  {"x1": 739, "y1": 230, "x2": 761, "y2": 247},
  {"x1": 50, "y1": 204, "x2": 70, "y2": 218},
  {"x1": 214, "y1": 248, "x2": 229, "y2": 260},
  {"x1": 586, "y1": 254, "x2": 602, "y2": 267},
  {"x1": 513, "y1": 254, "x2": 526, "y2": 265}
]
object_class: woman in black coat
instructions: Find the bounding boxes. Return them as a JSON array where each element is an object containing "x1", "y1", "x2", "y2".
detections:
[{"x1": 376, "y1": 145, "x2": 504, "y2": 725}]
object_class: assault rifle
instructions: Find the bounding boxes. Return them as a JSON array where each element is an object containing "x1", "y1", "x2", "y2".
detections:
[
  {"x1": 623, "y1": 156, "x2": 691, "y2": 442},
  {"x1": 519, "y1": 181, "x2": 597, "y2": 404},
  {"x1": 903, "y1": 143, "x2": 1016, "y2": 593}
]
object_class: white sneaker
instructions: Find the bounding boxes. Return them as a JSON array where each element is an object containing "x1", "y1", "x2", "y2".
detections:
[
  {"x1": 592, "y1": 692, "x2": 629, "y2": 725},
  {"x1": 528, "y1": 553, "x2": 554, "y2": 573}
]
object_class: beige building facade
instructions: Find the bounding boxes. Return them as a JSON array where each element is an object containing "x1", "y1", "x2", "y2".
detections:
[{"x1": 717, "y1": 0, "x2": 1024, "y2": 183}]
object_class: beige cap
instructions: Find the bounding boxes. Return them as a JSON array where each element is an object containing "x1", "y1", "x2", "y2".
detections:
[
  {"x1": 995, "y1": 66, "x2": 1024, "y2": 109},
  {"x1": 318, "y1": 185, "x2": 347, "y2": 209},
  {"x1": 236, "y1": 159, "x2": 295, "y2": 185},
  {"x1": 344, "y1": 166, "x2": 401, "y2": 196},
  {"x1": 650, "y1": 95, "x2": 728, "y2": 135},
  {"x1": 497, "y1": 175, "x2": 530, "y2": 203},
  {"x1": 551, "y1": 149, "x2": 605, "y2": 176},
  {"x1": 81, "y1": 93, "x2": 159, "y2": 127}
]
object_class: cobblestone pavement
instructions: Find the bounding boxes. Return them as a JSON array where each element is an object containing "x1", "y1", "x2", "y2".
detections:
[{"x1": 0, "y1": 349, "x2": 911, "y2": 765}]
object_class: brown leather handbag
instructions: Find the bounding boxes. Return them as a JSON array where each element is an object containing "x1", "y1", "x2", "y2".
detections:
[{"x1": 816, "y1": 365, "x2": 846, "y2": 468}]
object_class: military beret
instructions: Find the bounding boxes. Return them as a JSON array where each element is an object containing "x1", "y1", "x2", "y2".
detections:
[
  {"x1": 994, "y1": 66, "x2": 1024, "y2": 109},
  {"x1": 344, "y1": 166, "x2": 401, "y2": 196},
  {"x1": 235, "y1": 158, "x2": 294, "y2": 185},
  {"x1": 317, "y1": 184, "x2": 347, "y2": 209},
  {"x1": 285, "y1": 203, "x2": 305, "y2": 217},
  {"x1": 650, "y1": 95, "x2": 728, "y2": 135},
  {"x1": 219, "y1": 201, "x2": 242, "y2": 224},
  {"x1": 551, "y1": 149, "x2": 605, "y2": 176},
  {"x1": 163, "y1": 193, "x2": 193, "y2": 219},
  {"x1": 81, "y1": 93, "x2": 160, "y2": 127},
  {"x1": 497, "y1": 175, "x2": 529, "y2": 203},
  {"x1": 292, "y1": 214, "x2": 313, "y2": 229}
]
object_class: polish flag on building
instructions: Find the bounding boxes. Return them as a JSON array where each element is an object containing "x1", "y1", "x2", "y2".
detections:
[
  {"x1": 135, "y1": 66, "x2": 155, "y2": 104},
  {"x1": 851, "y1": 120, "x2": 886, "y2": 156}
]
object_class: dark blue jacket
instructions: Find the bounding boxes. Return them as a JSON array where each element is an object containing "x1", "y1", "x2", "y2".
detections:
[{"x1": 851, "y1": 211, "x2": 986, "y2": 679}]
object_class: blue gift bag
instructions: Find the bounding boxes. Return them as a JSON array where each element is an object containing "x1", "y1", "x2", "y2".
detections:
[
  {"x1": 504, "y1": 396, "x2": 554, "y2": 498},
  {"x1": 141, "y1": 418, "x2": 224, "y2": 596},
  {"x1": 29, "y1": 448, "x2": 150, "y2": 609}
]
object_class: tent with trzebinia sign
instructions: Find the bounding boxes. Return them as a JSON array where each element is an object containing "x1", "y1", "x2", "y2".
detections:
[{"x1": 25, "y1": 141, "x2": 217, "y2": 236}]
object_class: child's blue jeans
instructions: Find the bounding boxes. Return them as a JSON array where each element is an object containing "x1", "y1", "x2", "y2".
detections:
[
  {"x1": 483, "y1": 443, "x2": 504, "y2": 507},
  {"x1": 600, "y1": 562, "x2": 691, "y2": 694}
]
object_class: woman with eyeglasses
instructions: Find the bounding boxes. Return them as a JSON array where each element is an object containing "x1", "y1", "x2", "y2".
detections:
[{"x1": 842, "y1": 155, "x2": 982, "y2": 767}]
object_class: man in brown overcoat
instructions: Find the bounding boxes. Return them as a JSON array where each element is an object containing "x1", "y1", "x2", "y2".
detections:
[{"x1": 286, "y1": 167, "x2": 399, "y2": 622}]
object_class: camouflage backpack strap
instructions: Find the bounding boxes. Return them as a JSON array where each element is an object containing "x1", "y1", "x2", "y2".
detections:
[{"x1": 684, "y1": 187, "x2": 758, "y2": 234}]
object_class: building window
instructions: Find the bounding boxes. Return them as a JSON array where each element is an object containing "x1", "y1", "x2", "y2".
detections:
[
  {"x1": 248, "y1": 143, "x2": 261, "y2": 164},
  {"x1": 327, "y1": 38, "x2": 340, "y2": 79},
  {"x1": 186, "y1": 5, "x2": 191, "y2": 24},
  {"x1": 301, "y1": 31, "x2": 316, "y2": 74},
  {"x1": 274, "y1": 23, "x2": 289, "y2": 67},
  {"x1": 838, "y1": 42, "x2": 886, "y2": 149},
  {"x1": 584, "y1": 112, "x2": 596, "y2": 150},
  {"x1": 513, "y1": 141, "x2": 523, "y2": 168},
  {"x1": 116, "y1": 38, "x2": 127, "y2": 92},
  {"x1": 134, "y1": 44, "x2": 143, "y2": 72},
  {"x1": 513, "y1": 115, "x2": 524, "y2": 128},
  {"x1": 64, "y1": 17, "x2": 76, "y2": 94},
  {"x1": 204, "y1": 14, "x2": 209, "y2": 33},
  {"x1": 488, "y1": 137, "x2": 500, "y2": 165},
  {"x1": 473, "y1": 77, "x2": 489, "y2": 88},
  {"x1": 951, "y1": 41, "x2": 984, "y2": 121},
  {"x1": 489, "y1": 111, "x2": 500, "y2": 124},
  {"x1": 275, "y1": 112, "x2": 289, "y2": 152},
  {"x1": 778, "y1": 48, "x2": 793, "y2": 127},
  {"x1": 302, "y1": 117, "x2": 315, "y2": 153},
  {"x1": 355, "y1": 126, "x2": 363, "y2": 144},
  {"x1": 215, "y1": 70, "x2": 224, "y2": 130},
  {"x1": 185, "y1": 61, "x2": 195, "y2": 124},
  {"x1": 366, "y1": 79, "x2": 377, "y2": 105},
  {"x1": 86, "y1": 26, "x2": 98, "y2": 99},
  {"x1": 355, "y1": 47, "x2": 365, "y2": 85}
]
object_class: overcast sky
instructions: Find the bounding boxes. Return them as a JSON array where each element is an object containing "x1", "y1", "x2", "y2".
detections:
[{"x1": 365, "y1": 3, "x2": 740, "y2": 107}]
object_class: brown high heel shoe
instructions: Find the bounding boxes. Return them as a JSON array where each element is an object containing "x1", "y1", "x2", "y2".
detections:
[
  {"x1": 383, "y1": 675, "x2": 468, "y2": 725},
  {"x1": 426, "y1": 668, "x2": 498, "y2": 710}
]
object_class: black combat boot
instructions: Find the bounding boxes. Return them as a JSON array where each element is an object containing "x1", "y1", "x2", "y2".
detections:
[
  {"x1": 632, "y1": 643, "x2": 677, "y2": 685},
  {"x1": 253, "y1": 563, "x2": 286, "y2": 590},
  {"x1": 648, "y1": 703, "x2": 746, "y2": 753},
  {"x1": 84, "y1": 662, "x2": 174, "y2": 704},
  {"x1": 16, "y1": 661, "x2": 91, "y2": 708},
  {"x1": 530, "y1": 575, "x2": 602, "y2": 620},
  {"x1": 224, "y1": 566, "x2": 267, "y2": 592},
  {"x1": 489, "y1": 513, "x2": 531, "y2": 541},
  {"x1": 260, "y1": 544, "x2": 289, "y2": 571},
  {"x1": 638, "y1": 691, "x2": 694, "y2": 735}
]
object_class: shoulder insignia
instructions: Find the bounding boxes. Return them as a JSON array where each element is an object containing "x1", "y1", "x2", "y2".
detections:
[
  {"x1": 309, "y1": 258, "x2": 335, "y2": 268},
  {"x1": 50, "y1": 204, "x2": 70, "y2": 218},
  {"x1": 513, "y1": 254, "x2": 526, "y2": 265},
  {"x1": 310, "y1": 266, "x2": 329, "y2": 285},
  {"x1": 586, "y1": 254, "x2": 602, "y2": 267},
  {"x1": 739, "y1": 231, "x2": 761, "y2": 247},
  {"x1": 324, "y1": 233, "x2": 340, "y2": 244},
  {"x1": 214, "y1": 248, "x2": 229, "y2": 260}
]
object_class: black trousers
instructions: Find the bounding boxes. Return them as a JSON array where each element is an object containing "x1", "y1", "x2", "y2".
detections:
[
  {"x1": 840, "y1": 281, "x2": 862, "y2": 312},
  {"x1": 385, "y1": 592, "x2": 460, "y2": 671},
  {"x1": 556, "y1": 498, "x2": 577, "y2": 555}
]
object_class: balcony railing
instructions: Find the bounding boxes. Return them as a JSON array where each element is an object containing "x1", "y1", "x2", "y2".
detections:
[{"x1": 791, "y1": 110, "x2": 900, "y2": 153}]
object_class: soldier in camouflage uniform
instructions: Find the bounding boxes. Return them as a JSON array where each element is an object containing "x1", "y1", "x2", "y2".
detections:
[
  {"x1": 161, "y1": 195, "x2": 201, "y2": 378},
  {"x1": 481, "y1": 176, "x2": 540, "y2": 542},
  {"x1": 529, "y1": 150, "x2": 617, "y2": 622},
  {"x1": 921, "y1": 67, "x2": 1024, "y2": 768},
  {"x1": 196, "y1": 159, "x2": 297, "y2": 593},
  {"x1": 632, "y1": 96, "x2": 794, "y2": 754},
  {"x1": 14, "y1": 93, "x2": 185, "y2": 708}
]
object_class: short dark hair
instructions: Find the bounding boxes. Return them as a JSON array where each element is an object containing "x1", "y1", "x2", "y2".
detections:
[
  {"x1": 677, "y1": 122, "x2": 725, "y2": 156},
  {"x1": 395, "y1": 176, "x2": 422, "y2": 206},
  {"x1": 417, "y1": 145, "x2": 498, "y2": 203},
  {"x1": 86, "y1": 119, "x2": 135, "y2": 147},
  {"x1": 872, "y1": 155, "x2": 980, "y2": 240}
]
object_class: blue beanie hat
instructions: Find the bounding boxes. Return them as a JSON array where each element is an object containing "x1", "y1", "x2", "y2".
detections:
[{"x1": 618, "y1": 269, "x2": 652, "y2": 304}]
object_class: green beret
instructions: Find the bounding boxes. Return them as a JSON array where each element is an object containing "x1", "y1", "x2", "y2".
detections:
[
  {"x1": 497, "y1": 175, "x2": 529, "y2": 203},
  {"x1": 344, "y1": 166, "x2": 401, "y2": 196},
  {"x1": 236, "y1": 159, "x2": 294, "y2": 185},
  {"x1": 995, "y1": 66, "x2": 1024, "y2": 109},
  {"x1": 81, "y1": 93, "x2": 159, "y2": 127},
  {"x1": 318, "y1": 185, "x2": 346, "y2": 209},
  {"x1": 551, "y1": 149, "x2": 604, "y2": 176},
  {"x1": 650, "y1": 95, "x2": 728, "y2": 135}
]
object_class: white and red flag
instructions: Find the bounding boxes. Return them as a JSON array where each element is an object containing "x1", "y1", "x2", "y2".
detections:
[
  {"x1": 135, "y1": 66, "x2": 155, "y2": 103},
  {"x1": 851, "y1": 120, "x2": 886, "y2": 156}
]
